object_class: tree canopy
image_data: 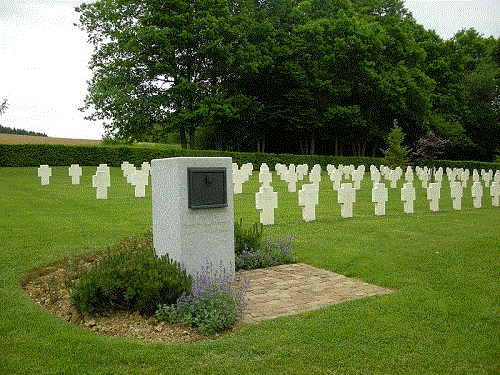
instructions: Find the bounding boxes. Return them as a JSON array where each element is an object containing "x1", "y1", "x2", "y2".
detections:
[{"x1": 77, "y1": 0, "x2": 500, "y2": 161}]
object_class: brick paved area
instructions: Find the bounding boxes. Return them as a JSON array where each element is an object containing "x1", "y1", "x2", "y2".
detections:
[{"x1": 237, "y1": 263, "x2": 394, "y2": 324}]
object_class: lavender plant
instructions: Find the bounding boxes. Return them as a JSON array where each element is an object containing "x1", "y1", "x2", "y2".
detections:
[
  {"x1": 235, "y1": 236, "x2": 295, "y2": 270},
  {"x1": 155, "y1": 267, "x2": 247, "y2": 335}
]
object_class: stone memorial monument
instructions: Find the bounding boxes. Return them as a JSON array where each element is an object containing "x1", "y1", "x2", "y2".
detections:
[{"x1": 151, "y1": 157, "x2": 234, "y2": 281}]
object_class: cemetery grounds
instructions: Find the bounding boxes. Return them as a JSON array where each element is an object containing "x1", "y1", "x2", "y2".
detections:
[{"x1": 0, "y1": 165, "x2": 499, "y2": 374}]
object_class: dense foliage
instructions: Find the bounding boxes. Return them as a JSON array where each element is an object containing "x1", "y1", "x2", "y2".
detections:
[
  {"x1": 69, "y1": 233, "x2": 192, "y2": 316},
  {"x1": 234, "y1": 220, "x2": 296, "y2": 270},
  {"x1": 77, "y1": 0, "x2": 500, "y2": 161},
  {"x1": 155, "y1": 272, "x2": 246, "y2": 335}
]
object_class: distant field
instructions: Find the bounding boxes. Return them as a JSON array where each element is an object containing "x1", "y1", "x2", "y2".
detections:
[{"x1": 0, "y1": 133, "x2": 102, "y2": 146}]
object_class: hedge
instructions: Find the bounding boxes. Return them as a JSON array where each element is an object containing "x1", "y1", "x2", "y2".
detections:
[{"x1": 0, "y1": 144, "x2": 498, "y2": 171}]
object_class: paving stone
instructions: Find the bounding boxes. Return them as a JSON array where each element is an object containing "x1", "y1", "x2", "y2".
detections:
[{"x1": 237, "y1": 263, "x2": 394, "y2": 324}]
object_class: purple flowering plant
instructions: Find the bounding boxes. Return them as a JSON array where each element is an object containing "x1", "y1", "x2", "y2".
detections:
[
  {"x1": 235, "y1": 235, "x2": 295, "y2": 270},
  {"x1": 155, "y1": 263, "x2": 247, "y2": 335}
]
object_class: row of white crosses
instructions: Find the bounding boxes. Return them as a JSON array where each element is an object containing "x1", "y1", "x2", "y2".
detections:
[
  {"x1": 249, "y1": 162, "x2": 500, "y2": 224},
  {"x1": 37, "y1": 162, "x2": 151, "y2": 199}
]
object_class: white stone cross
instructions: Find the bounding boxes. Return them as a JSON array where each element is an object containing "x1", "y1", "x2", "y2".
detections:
[
  {"x1": 259, "y1": 166, "x2": 272, "y2": 187},
  {"x1": 338, "y1": 183, "x2": 356, "y2": 218},
  {"x1": 352, "y1": 166, "x2": 365, "y2": 190},
  {"x1": 471, "y1": 181, "x2": 483, "y2": 208},
  {"x1": 483, "y1": 170, "x2": 493, "y2": 187},
  {"x1": 255, "y1": 185, "x2": 278, "y2": 225},
  {"x1": 68, "y1": 164, "x2": 82, "y2": 185},
  {"x1": 233, "y1": 168, "x2": 244, "y2": 194},
  {"x1": 141, "y1": 161, "x2": 151, "y2": 176},
  {"x1": 121, "y1": 161, "x2": 131, "y2": 175},
  {"x1": 370, "y1": 166, "x2": 381, "y2": 185},
  {"x1": 388, "y1": 169, "x2": 399, "y2": 188},
  {"x1": 130, "y1": 170, "x2": 148, "y2": 198},
  {"x1": 241, "y1": 163, "x2": 253, "y2": 182},
  {"x1": 405, "y1": 167, "x2": 414, "y2": 183},
  {"x1": 490, "y1": 181, "x2": 500, "y2": 206},
  {"x1": 309, "y1": 165, "x2": 322, "y2": 190},
  {"x1": 472, "y1": 169, "x2": 480, "y2": 183},
  {"x1": 298, "y1": 183, "x2": 319, "y2": 222},
  {"x1": 434, "y1": 168, "x2": 443, "y2": 187},
  {"x1": 420, "y1": 170, "x2": 430, "y2": 188},
  {"x1": 92, "y1": 170, "x2": 110, "y2": 199},
  {"x1": 275, "y1": 163, "x2": 287, "y2": 180},
  {"x1": 401, "y1": 182, "x2": 416, "y2": 214},
  {"x1": 296, "y1": 164, "x2": 308, "y2": 181},
  {"x1": 372, "y1": 182, "x2": 388, "y2": 216},
  {"x1": 329, "y1": 169, "x2": 343, "y2": 191},
  {"x1": 284, "y1": 165, "x2": 298, "y2": 193},
  {"x1": 96, "y1": 164, "x2": 111, "y2": 186},
  {"x1": 450, "y1": 181, "x2": 463, "y2": 210},
  {"x1": 494, "y1": 170, "x2": 500, "y2": 183},
  {"x1": 427, "y1": 182, "x2": 441, "y2": 212},
  {"x1": 461, "y1": 169, "x2": 470, "y2": 188},
  {"x1": 37, "y1": 165, "x2": 52, "y2": 185}
]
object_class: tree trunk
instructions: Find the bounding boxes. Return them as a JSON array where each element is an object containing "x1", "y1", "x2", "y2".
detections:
[
  {"x1": 310, "y1": 135, "x2": 315, "y2": 155},
  {"x1": 179, "y1": 125, "x2": 187, "y2": 149},
  {"x1": 188, "y1": 127, "x2": 195, "y2": 149}
]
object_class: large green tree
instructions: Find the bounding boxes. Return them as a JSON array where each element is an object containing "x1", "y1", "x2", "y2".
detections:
[{"x1": 77, "y1": 0, "x2": 252, "y2": 148}]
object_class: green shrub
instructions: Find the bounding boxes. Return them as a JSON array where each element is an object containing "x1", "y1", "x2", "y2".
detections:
[
  {"x1": 70, "y1": 233, "x2": 192, "y2": 316},
  {"x1": 235, "y1": 236, "x2": 296, "y2": 270},
  {"x1": 155, "y1": 271, "x2": 246, "y2": 335},
  {"x1": 234, "y1": 219, "x2": 264, "y2": 255}
]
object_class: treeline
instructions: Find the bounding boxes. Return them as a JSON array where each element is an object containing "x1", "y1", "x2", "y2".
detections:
[
  {"x1": 78, "y1": 0, "x2": 500, "y2": 161},
  {"x1": 0, "y1": 125, "x2": 47, "y2": 137}
]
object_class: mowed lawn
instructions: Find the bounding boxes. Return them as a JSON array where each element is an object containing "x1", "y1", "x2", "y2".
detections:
[{"x1": 0, "y1": 165, "x2": 499, "y2": 374}]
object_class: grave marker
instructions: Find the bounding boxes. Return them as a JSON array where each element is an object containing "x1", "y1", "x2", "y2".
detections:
[
  {"x1": 372, "y1": 182, "x2": 388, "y2": 216},
  {"x1": 471, "y1": 181, "x2": 483, "y2": 208},
  {"x1": 68, "y1": 164, "x2": 82, "y2": 185},
  {"x1": 401, "y1": 182, "x2": 416, "y2": 214},
  {"x1": 255, "y1": 185, "x2": 278, "y2": 225},
  {"x1": 450, "y1": 181, "x2": 463, "y2": 210},
  {"x1": 309, "y1": 165, "x2": 322, "y2": 190},
  {"x1": 259, "y1": 164, "x2": 272, "y2": 187},
  {"x1": 37, "y1": 165, "x2": 52, "y2": 185},
  {"x1": 490, "y1": 181, "x2": 500, "y2": 206},
  {"x1": 92, "y1": 170, "x2": 110, "y2": 199},
  {"x1": 461, "y1": 169, "x2": 470, "y2": 188},
  {"x1": 131, "y1": 170, "x2": 148, "y2": 198},
  {"x1": 338, "y1": 183, "x2": 356, "y2": 218},
  {"x1": 284, "y1": 165, "x2": 298, "y2": 193},
  {"x1": 298, "y1": 183, "x2": 319, "y2": 222},
  {"x1": 427, "y1": 182, "x2": 441, "y2": 212}
]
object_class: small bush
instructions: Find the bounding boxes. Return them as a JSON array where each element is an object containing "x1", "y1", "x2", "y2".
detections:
[
  {"x1": 70, "y1": 233, "x2": 192, "y2": 316},
  {"x1": 234, "y1": 219, "x2": 264, "y2": 255},
  {"x1": 155, "y1": 270, "x2": 246, "y2": 335},
  {"x1": 235, "y1": 236, "x2": 296, "y2": 271}
]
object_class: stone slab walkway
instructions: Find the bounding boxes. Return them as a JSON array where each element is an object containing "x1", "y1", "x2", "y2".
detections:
[{"x1": 237, "y1": 263, "x2": 394, "y2": 324}]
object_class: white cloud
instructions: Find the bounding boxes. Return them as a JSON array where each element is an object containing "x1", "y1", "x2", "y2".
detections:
[
  {"x1": 405, "y1": 0, "x2": 500, "y2": 40},
  {"x1": 0, "y1": 0, "x2": 103, "y2": 139}
]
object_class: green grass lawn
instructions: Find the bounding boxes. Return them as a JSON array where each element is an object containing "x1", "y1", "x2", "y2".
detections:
[{"x1": 0, "y1": 165, "x2": 499, "y2": 374}]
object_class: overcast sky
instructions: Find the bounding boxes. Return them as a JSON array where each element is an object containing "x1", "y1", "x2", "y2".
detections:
[{"x1": 0, "y1": 0, "x2": 499, "y2": 140}]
